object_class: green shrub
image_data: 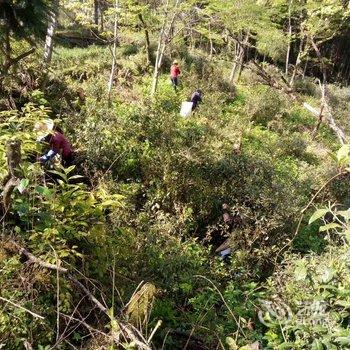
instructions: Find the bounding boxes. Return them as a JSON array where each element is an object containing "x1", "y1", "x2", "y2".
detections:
[
  {"x1": 245, "y1": 85, "x2": 286, "y2": 126},
  {"x1": 278, "y1": 132, "x2": 308, "y2": 158},
  {"x1": 294, "y1": 77, "x2": 318, "y2": 96},
  {"x1": 261, "y1": 202, "x2": 350, "y2": 349}
]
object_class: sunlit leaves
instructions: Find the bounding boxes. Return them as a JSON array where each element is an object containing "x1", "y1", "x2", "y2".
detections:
[
  {"x1": 294, "y1": 262, "x2": 307, "y2": 281},
  {"x1": 16, "y1": 179, "x2": 29, "y2": 194},
  {"x1": 336, "y1": 144, "x2": 350, "y2": 166},
  {"x1": 309, "y1": 208, "x2": 329, "y2": 224}
]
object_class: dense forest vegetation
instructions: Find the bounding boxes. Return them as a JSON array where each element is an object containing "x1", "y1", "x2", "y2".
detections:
[{"x1": 1, "y1": 0, "x2": 350, "y2": 349}]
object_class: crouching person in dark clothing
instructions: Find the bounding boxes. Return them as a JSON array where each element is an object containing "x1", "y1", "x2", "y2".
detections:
[{"x1": 190, "y1": 89, "x2": 203, "y2": 111}]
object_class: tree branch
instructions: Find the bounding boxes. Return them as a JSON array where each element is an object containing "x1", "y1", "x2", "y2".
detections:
[
  {"x1": 5, "y1": 239, "x2": 152, "y2": 349},
  {"x1": 11, "y1": 47, "x2": 36, "y2": 66},
  {"x1": 0, "y1": 296, "x2": 45, "y2": 320}
]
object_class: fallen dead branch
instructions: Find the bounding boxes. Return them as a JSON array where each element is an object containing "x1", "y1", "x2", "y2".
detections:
[
  {"x1": 5, "y1": 239, "x2": 152, "y2": 350},
  {"x1": 0, "y1": 296, "x2": 45, "y2": 320}
]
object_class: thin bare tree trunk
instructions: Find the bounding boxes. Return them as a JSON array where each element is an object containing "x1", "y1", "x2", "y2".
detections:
[
  {"x1": 229, "y1": 41, "x2": 238, "y2": 83},
  {"x1": 208, "y1": 24, "x2": 213, "y2": 60},
  {"x1": 150, "y1": 0, "x2": 181, "y2": 96},
  {"x1": 0, "y1": 26, "x2": 12, "y2": 91},
  {"x1": 44, "y1": 0, "x2": 59, "y2": 65},
  {"x1": 3, "y1": 26, "x2": 12, "y2": 74},
  {"x1": 302, "y1": 59, "x2": 308, "y2": 78},
  {"x1": 289, "y1": 36, "x2": 305, "y2": 86},
  {"x1": 99, "y1": 1, "x2": 105, "y2": 32},
  {"x1": 150, "y1": 20, "x2": 166, "y2": 96},
  {"x1": 229, "y1": 31, "x2": 249, "y2": 84},
  {"x1": 94, "y1": 0, "x2": 99, "y2": 27},
  {"x1": 107, "y1": 0, "x2": 119, "y2": 105},
  {"x1": 138, "y1": 13, "x2": 152, "y2": 65},
  {"x1": 312, "y1": 79, "x2": 325, "y2": 139},
  {"x1": 285, "y1": 0, "x2": 293, "y2": 75},
  {"x1": 310, "y1": 36, "x2": 327, "y2": 83}
]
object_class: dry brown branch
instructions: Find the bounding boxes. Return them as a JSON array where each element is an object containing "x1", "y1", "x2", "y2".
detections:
[
  {"x1": 0, "y1": 296, "x2": 45, "y2": 320},
  {"x1": 9, "y1": 240, "x2": 68, "y2": 273},
  {"x1": 59, "y1": 312, "x2": 107, "y2": 337},
  {"x1": 7, "y1": 239, "x2": 152, "y2": 349}
]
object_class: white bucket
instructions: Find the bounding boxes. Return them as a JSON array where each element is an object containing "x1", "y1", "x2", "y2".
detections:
[{"x1": 180, "y1": 101, "x2": 193, "y2": 118}]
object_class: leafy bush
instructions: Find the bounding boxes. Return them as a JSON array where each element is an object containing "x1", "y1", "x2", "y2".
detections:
[
  {"x1": 294, "y1": 77, "x2": 318, "y2": 96},
  {"x1": 262, "y1": 241, "x2": 350, "y2": 349},
  {"x1": 260, "y1": 150, "x2": 350, "y2": 349},
  {"x1": 244, "y1": 85, "x2": 287, "y2": 126}
]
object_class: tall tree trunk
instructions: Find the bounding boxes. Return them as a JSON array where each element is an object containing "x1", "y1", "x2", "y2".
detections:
[
  {"x1": 289, "y1": 36, "x2": 305, "y2": 86},
  {"x1": 0, "y1": 25, "x2": 12, "y2": 90},
  {"x1": 150, "y1": 20, "x2": 166, "y2": 96},
  {"x1": 229, "y1": 42, "x2": 238, "y2": 83},
  {"x1": 138, "y1": 13, "x2": 151, "y2": 65},
  {"x1": 312, "y1": 79, "x2": 325, "y2": 139},
  {"x1": 310, "y1": 37, "x2": 327, "y2": 84},
  {"x1": 302, "y1": 59, "x2": 308, "y2": 79},
  {"x1": 43, "y1": 0, "x2": 59, "y2": 65},
  {"x1": 229, "y1": 31, "x2": 249, "y2": 84},
  {"x1": 107, "y1": 0, "x2": 119, "y2": 105},
  {"x1": 2, "y1": 26, "x2": 12, "y2": 74},
  {"x1": 208, "y1": 24, "x2": 213, "y2": 60},
  {"x1": 100, "y1": 3, "x2": 105, "y2": 32},
  {"x1": 285, "y1": 0, "x2": 293, "y2": 75},
  {"x1": 150, "y1": 0, "x2": 181, "y2": 96},
  {"x1": 94, "y1": 0, "x2": 99, "y2": 27}
]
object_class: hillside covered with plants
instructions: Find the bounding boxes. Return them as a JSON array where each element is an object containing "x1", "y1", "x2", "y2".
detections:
[{"x1": 1, "y1": 0, "x2": 350, "y2": 349}]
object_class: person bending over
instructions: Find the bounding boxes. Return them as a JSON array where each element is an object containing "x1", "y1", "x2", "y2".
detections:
[
  {"x1": 191, "y1": 89, "x2": 203, "y2": 111},
  {"x1": 35, "y1": 119, "x2": 74, "y2": 167}
]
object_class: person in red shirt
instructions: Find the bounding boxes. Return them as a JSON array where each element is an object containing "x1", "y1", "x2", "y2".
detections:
[
  {"x1": 35, "y1": 120, "x2": 74, "y2": 166},
  {"x1": 170, "y1": 60, "x2": 181, "y2": 91}
]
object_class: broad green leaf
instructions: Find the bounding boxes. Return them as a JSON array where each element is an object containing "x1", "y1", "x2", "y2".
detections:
[
  {"x1": 336, "y1": 144, "x2": 350, "y2": 164},
  {"x1": 343, "y1": 229, "x2": 350, "y2": 243},
  {"x1": 65, "y1": 165, "x2": 76, "y2": 174},
  {"x1": 335, "y1": 337, "x2": 350, "y2": 346},
  {"x1": 48, "y1": 170, "x2": 68, "y2": 182},
  {"x1": 226, "y1": 337, "x2": 238, "y2": 350},
  {"x1": 100, "y1": 199, "x2": 121, "y2": 207},
  {"x1": 68, "y1": 175, "x2": 84, "y2": 180},
  {"x1": 320, "y1": 267, "x2": 334, "y2": 283},
  {"x1": 309, "y1": 209, "x2": 328, "y2": 224},
  {"x1": 278, "y1": 343, "x2": 296, "y2": 350},
  {"x1": 36, "y1": 185, "x2": 53, "y2": 197},
  {"x1": 17, "y1": 178, "x2": 29, "y2": 194},
  {"x1": 338, "y1": 210, "x2": 350, "y2": 221},
  {"x1": 319, "y1": 223, "x2": 341, "y2": 232},
  {"x1": 321, "y1": 341, "x2": 337, "y2": 350},
  {"x1": 311, "y1": 339, "x2": 324, "y2": 350},
  {"x1": 294, "y1": 263, "x2": 307, "y2": 281},
  {"x1": 334, "y1": 300, "x2": 350, "y2": 308}
]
